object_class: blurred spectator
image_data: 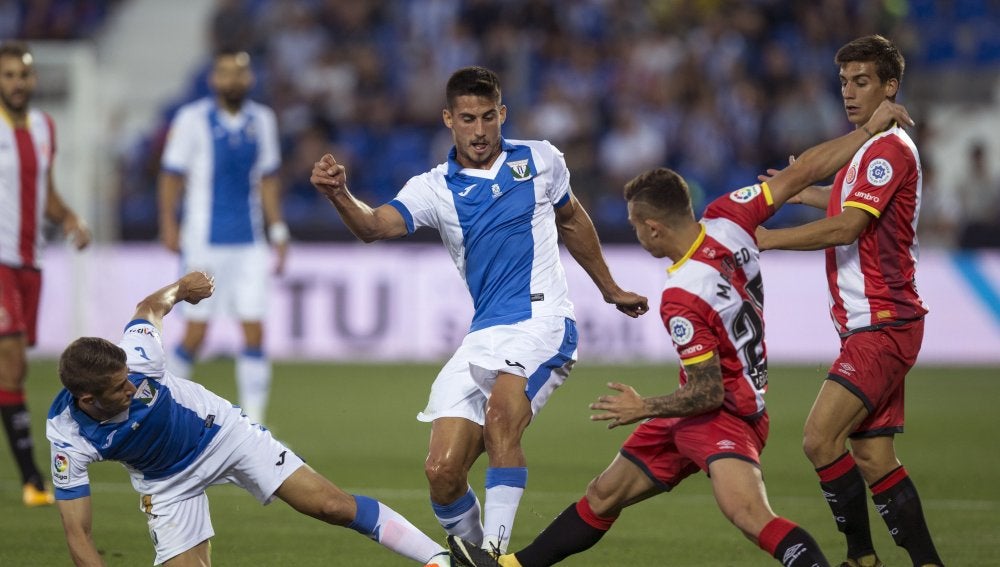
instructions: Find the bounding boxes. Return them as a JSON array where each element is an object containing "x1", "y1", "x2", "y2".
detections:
[{"x1": 955, "y1": 141, "x2": 1000, "y2": 248}]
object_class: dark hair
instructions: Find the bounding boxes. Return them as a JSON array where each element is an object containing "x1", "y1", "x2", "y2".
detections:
[
  {"x1": 623, "y1": 168, "x2": 694, "y2": 222},
  {"x1": 213, "y1": 49, "x2": 251, "y2": 66},
  {"x1": 0, "y1": 41, "x2": 31, "y2": 62},
  {"x1": 445, "y1": 66, "x2": 502, "y2": 109},
  {"x1": 835, "y1": 35, "x2": 905, "y2": 87},
  {"x1": 58, "y1": 337, "x2": 128, "y2": 397}
]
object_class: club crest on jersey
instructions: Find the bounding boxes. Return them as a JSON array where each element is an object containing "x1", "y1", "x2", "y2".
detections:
[
  {"x1": 135, "y1": 379, "x2": 158, "y2": 405},
  {"x1": 729, "y1": 185, "x2": 760, "y2": 203},
  {"x1": 845, "y1": 164, "x2": 858, "y2": 185},
  {"x1": 866, "y1": 158, "x2": 893, "y2": 186},
  {"x1": 53, "y1": 452, "x2": 70, "y2": 483},
  {"x1": 491, "y1": 183, "x2": 503, "y2": 199},
  {"x1": 668, "y1": 316, "x2": 695, "y2": 346},
  {"x1": 506, "y1": 159, "x2": 533, "y2": 181}
]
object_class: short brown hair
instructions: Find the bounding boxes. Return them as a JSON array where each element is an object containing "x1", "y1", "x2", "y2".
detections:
[
  {"x1": 835, "y1": 35, "x2": 905, "y2": 87},
  {"x1": 445, "y1": 66, "x2": 502, "y2": 109},
  {"x1": 624, "y1": 167, "x2": 694, "y2": 222},
  {"x1": 0, "y1": 41, "x2": 31, "y2": 63},
  {"x1": 58, "y1": 337, "x2": 128, "y2": 397}
]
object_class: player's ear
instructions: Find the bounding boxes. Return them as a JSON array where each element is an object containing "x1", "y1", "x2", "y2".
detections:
[
  {"x1": 884, "y1": 78, "x2": 899, "y2": 99},
  {"x1": 442, "y1": 108, "x2": 453, "y2": 129},
  {"x1": 499, "y1": 104, "x2": 507, "y2": 125}
]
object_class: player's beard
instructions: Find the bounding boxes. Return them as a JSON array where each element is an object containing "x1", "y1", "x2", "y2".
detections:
[
  {"x1": 0, "y1": 89, "x2": 29, "y2": 114},
  {"x1": 218, "y1": 90, "x2": 247, "y2": 112}
]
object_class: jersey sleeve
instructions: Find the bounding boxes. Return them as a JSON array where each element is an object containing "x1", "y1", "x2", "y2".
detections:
[
  {"x1": 540, "y1": 141, "x2": 571, "y2": 207},
  {"x1": 660, "y1": 290, "x2": 719, "y2": 365},
  {"x1": 702, "y1": 183, "x2": 775, "y2": 236},
  {"x1": 47, "y1": 406, "x2": 96, "y2": 500},
  {"x1": 389, "y1": 172, "x2": 441, "y2": 234},
  {"x1": 160, "y1": 106, "x2": 198, "y2": 175},
  {"x1": 118, "y1": 319, "x2": 167, "y2": 378},
  {"x1": 256, "y1": 106, "x2": 282, "y2": 177},
  {"x1": 843, "y1": 140, "x2": 913, "y2": 218}
]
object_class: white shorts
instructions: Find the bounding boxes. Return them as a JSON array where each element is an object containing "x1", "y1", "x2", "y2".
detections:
[
  {"x1": 136, "y1": 417, "x2": 304, "y2": 564},
  {"x1": 417, "y1": 316, "x2": 578, "y2": 425},
  {"x1": 181, "y1": 244, "x2": 269, "y2": 321}
]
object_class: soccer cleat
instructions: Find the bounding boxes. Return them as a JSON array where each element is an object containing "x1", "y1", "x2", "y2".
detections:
[
  {"x1": 839, "y1": 556, "x2": 885, "y2": 567},
  {"x1": 424, "y1": 550, "x2": 453, "y2": 567},
  {"x1": 448, "y1": 535, "x2": 501, "y2": 567},
  {"x1": 23, "y1": 483, "x2": 55, "y2": 507}
]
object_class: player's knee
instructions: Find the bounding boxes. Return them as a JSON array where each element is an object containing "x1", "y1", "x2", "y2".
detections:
[
  {"x1": 584, "y1": 476, "x2": 624, "y2": 517},
  {"x1": 424, "y1": 456, "x2": 466, "y2": 492},
  {"x1": 0, "y1": 343, "x2": 26, "y2": 389},
  {"x1": 801, "y1": 426, "x2": 836, "y2": 464}
]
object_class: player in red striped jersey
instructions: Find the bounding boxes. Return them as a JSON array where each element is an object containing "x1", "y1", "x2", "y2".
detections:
[
  {"x1": 448, "y1": 100, "x2": 914, "y2": 567},
  {"x1": 757, "y1": 35, "x2": 942, "y2": 567},
  {"x1": 0, "y1": 41, "x2": 90, "y2": 507}
]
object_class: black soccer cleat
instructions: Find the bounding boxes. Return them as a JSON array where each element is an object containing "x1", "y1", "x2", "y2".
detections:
[{"x1": 448, "y1": 535, "x2": 501, "y2": 567}]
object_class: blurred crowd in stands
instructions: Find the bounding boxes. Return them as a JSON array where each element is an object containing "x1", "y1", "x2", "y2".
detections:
[{"x1": 4, "y1": 0, "x2": 1000, "y2": 247}]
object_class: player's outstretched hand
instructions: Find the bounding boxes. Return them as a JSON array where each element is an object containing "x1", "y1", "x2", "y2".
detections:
[
  {"x1": 311, "y1": 154, "x2": 348, "y2": 199},
  {"x1": 865, "y1": 100, "x2": 915, "y2": 134},
  {"x1": 590, "y1": 382, "x2": 648, "y2": 429},
  {"x1": 608, "y1": 289, "x2": 649, "y2": 318},
  {"x1": 178, "y1": 271, "x2": 215, "y2": 305}
]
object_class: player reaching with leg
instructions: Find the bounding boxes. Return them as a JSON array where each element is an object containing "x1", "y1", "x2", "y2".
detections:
[
  {"x1": 47, "y1": 271, "x2": 451, "y2": 566},
  {"x1": 449, "y1": 99, "x2": 914, "y2": 567}
]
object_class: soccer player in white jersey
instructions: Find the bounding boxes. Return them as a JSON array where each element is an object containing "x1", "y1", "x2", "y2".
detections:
[
  {"x1": 310, "y1": 66, "x2": 649, "y2": 554},
  {"x1": 757, "y1": 36, "x2": 943, "y2": 567},
  {"x1": 0, "y1": 41, "x2": 91, "y2": 507},
  {"x1": 448, "y1": 102, "x2": 915, "y2": 567},
  {"x1": 47, "y1": 271, "x2": 453, "y2": 567},
  {"x1": 158, "y1": 50, "x2": 288, "y2": 424}
]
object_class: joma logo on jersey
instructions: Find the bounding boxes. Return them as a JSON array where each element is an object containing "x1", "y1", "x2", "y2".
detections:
[{"x1": 507, "y1": 159, "x2": 533, "y2": 180}]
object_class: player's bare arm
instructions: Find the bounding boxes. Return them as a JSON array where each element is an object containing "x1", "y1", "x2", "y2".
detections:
[
  {"x1": 56, "y1": 496, "x2": 104, "y2": 566},
  {"x1": 757, "y1": 205, "x2": 871, "y2": 251},
  {"x1": 765, "y1": 100, "x2": 913, "y2": 208},
  {"x1": 310, "y1": 153, "x2": 408, "y2": 242},
  {"x1": 260, "y1": 174, "x2": 289, "y2": 274},
  {"x1": 44, "y1": 172, "x2": 91, "y2": 250},
  {"x1": 758, "y1": 157, "x2": 831, "y2": 209},
  {"x1": 157, "y1": 171, "x2": 184, "y2": 253},
  {"x1": 132, "y1": 271, "x2": 215, "y2": 330},
  {"x1": 555, "y1": 193, "x2": 648, "y2": 317},
  {"x1": 590, "y1": 354, "x2": 724, "y2": 428}
]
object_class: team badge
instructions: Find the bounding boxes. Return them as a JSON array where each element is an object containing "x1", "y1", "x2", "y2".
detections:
[
  {"x1": 53, "y1": 452, "x2": 70, "y2": 484},
  {"x1": 135, "y1": 379, "x2": 158, "y2": 405},
  {"x1": 728, "y1": 185, "x2": 760, "y2": 203},
  {"x1": 845, "y1": 164, "x2": 858, "y2": 185},
  {"x1": 491, "y1": 183, "x2": 503, "y2": 199},
  {"x1": 866, "y1": 158, "x2": 893, "y2": 186},
  {"x1": 668, "y1": 316, "x2": 695, "y2": 346},
  {"x1": 506, "y1": 159, "x2": 533, "y2": 181}
]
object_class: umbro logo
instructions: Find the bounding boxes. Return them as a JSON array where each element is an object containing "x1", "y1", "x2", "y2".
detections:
[
  {"x1": 716, "y1": 439, "x2": 736, "y2": 450},
  {"x1": 781, "y1": 543, "x2": 806, "y2": 566}
]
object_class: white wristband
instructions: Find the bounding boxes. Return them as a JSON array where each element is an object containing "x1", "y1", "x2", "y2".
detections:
[{"x1": 268, "y1": 222, "x2": 290, "y2": 244}]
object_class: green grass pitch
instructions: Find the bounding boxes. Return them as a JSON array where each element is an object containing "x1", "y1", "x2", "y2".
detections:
[{"x1": 2, "y1": 360, "x2": 997, "y2": 565}]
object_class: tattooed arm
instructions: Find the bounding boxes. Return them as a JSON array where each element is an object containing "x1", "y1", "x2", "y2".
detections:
[{"x1": 589, "y1": 353, "x2": 725, "y2": 429}]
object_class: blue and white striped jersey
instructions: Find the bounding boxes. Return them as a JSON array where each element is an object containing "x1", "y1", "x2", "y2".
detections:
[
  {"x1": 46, "y1": 320, "x2": 242, "y2": 500},
  {"x1": 389, "y1": 139, "x2": 576, "y2": 332},
  {"x1": 160, "y1": 97, "x2": 281, "y2": 248}
]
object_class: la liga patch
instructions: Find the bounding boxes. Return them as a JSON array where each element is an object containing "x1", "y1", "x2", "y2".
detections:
[{"x1": 729, "y1": 185, "x2": 761, "y2": 203}]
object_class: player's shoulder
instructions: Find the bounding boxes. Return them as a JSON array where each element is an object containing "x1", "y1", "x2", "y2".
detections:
[
  {"x1": 405, "y1": 162, "x2": 449, "y2": 190},
  {"x1": 506, "y1": 138, "x2": 562, "y2": 158},
  {"x1": 172, "y1": 98, "x2": 213, "y2": 123},
  {"x1": 47, "y1": 389, "x2": 75, "y2": 421},
  {"x1": 244, "y1": 99, "x2": 277, "y2": 119},
  {"x1": 866, "y1": 127, "x2": 918, "y2": 164}
]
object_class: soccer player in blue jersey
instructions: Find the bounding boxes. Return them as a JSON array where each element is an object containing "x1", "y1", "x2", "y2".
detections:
[
  {"x1": 47, "y1": 272, "x2": 452, "y2": 567},
  {"x1": 310, "y1": 66, "x2": 649, "y2": 555},
  {"x1": 158, "y1": 49, "x2": 288, "y2": 424}
]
